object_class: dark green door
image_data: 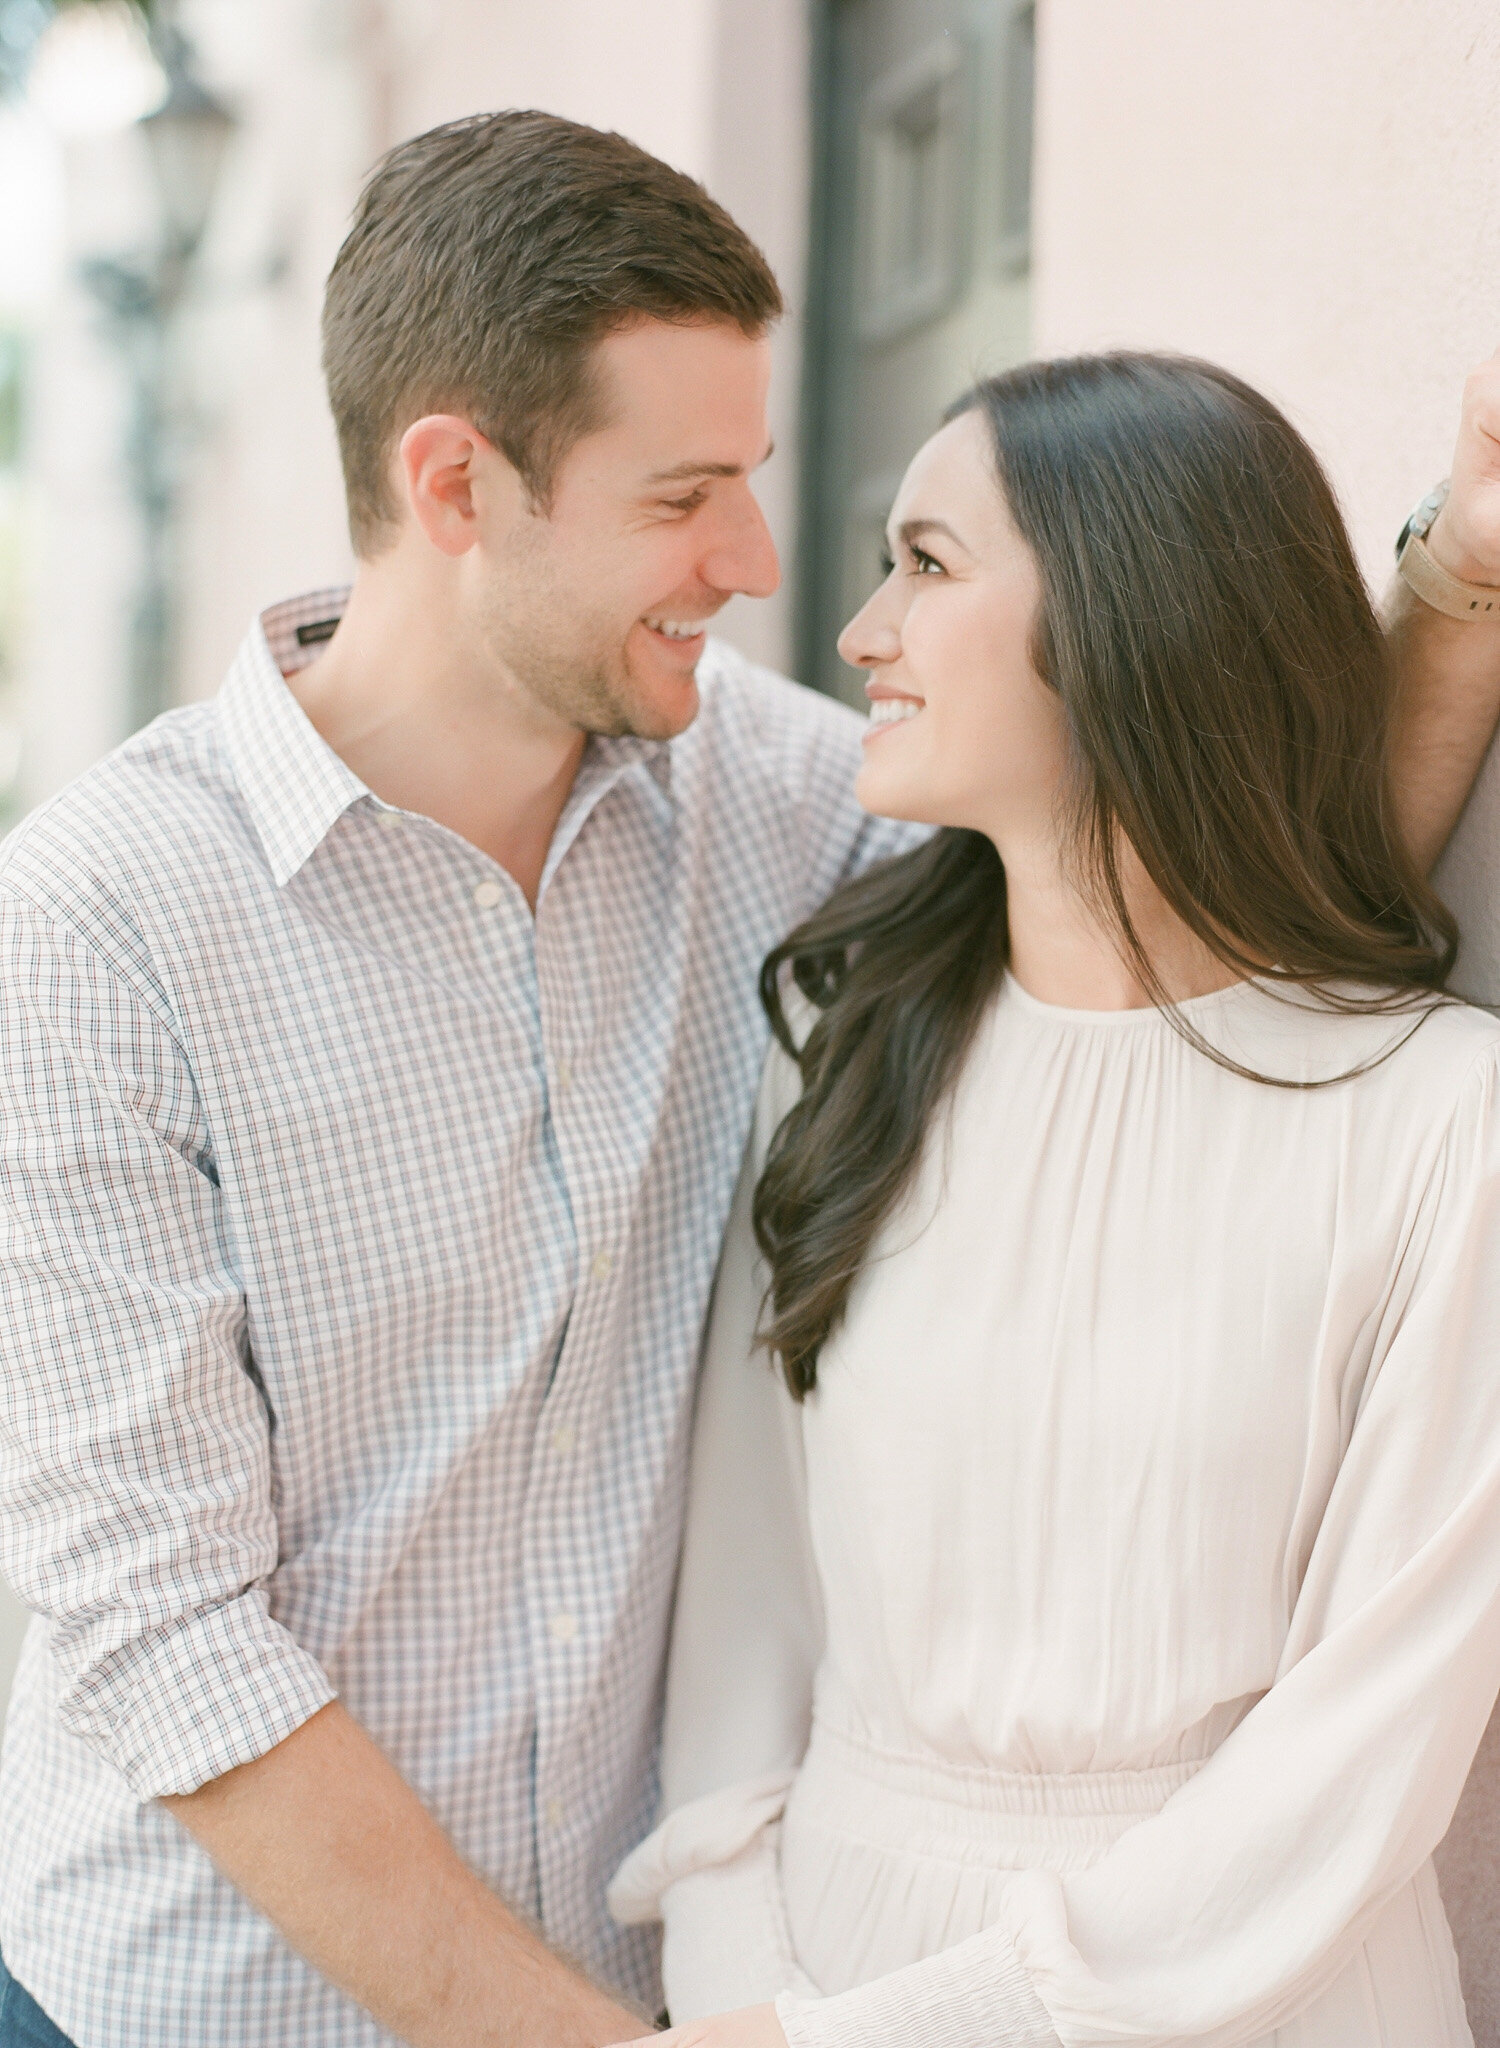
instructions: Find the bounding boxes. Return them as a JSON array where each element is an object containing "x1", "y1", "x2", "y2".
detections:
[{"x1": 800, "y1": 0, "x2": 1034, "y2": 702}]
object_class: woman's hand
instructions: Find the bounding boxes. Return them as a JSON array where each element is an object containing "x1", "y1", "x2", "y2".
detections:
[
  {"x1": 606, "y1": 2002, "x2": 790, "y2": 2048},
  {"x1": 1433, "y1": 348, "x2": 1500, "y2": 585}
]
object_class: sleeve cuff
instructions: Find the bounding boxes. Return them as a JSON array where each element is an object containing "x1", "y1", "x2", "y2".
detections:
[
  {"x1": 658, "y1": 1827, "x2": 819, "y2": 2022},
  {"x1": 607, "y1": 1770, "x2": 795, "y2": 1925},
  {"x1": 58, "y1": 1590, "x2": 337, "y2": 1796},
  {"x1": 775, "y1": 1920, "x2": 1062, "y2": 2048}
]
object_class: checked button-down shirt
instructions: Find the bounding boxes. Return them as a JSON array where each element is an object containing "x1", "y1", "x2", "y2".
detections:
[{"x1": 0, "y1": 591, "x2": 909, "y2": 2048}]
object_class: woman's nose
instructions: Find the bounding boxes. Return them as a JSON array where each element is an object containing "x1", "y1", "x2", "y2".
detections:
[{"x1": 837, "y1": 592, "x2": 902, "y2": 670}]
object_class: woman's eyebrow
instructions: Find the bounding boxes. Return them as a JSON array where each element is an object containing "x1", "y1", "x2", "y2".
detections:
[{"x1": 891, "y1": 516, "x2": 969, "y2": 552}]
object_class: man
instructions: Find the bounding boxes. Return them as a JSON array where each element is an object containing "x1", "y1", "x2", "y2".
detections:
[{"x1": 0, "y1": 110, "x2": 1496, "y2": 2048}]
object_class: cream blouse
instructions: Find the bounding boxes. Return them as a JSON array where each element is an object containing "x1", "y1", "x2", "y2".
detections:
[{"x1": 612, "y1": 976, "x2": 1500, "y2": 2048}]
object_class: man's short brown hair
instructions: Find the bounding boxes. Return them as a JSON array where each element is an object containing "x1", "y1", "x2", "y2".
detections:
[{"x1": 322, "y1": 111, "x2": 783, "y2": 555}]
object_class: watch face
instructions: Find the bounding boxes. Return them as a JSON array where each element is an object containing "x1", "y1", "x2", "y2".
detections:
[{"x1": 1397, "y1": 480, "x2": 1451, "y2": 559}]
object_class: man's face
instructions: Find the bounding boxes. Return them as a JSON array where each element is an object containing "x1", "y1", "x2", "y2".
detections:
[{"x1": 469, "y1": 320, "x2": 781, "y2": 741}]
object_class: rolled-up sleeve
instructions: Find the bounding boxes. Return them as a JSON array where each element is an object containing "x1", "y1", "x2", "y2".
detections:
[{"x1": 0, "y1": 894, "x2": 334, "y2": 1797}]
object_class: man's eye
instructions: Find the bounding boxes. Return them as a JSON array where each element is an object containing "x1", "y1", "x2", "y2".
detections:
[{"x1": 665, "y1": 490, "x2": 708, "y2": 515}]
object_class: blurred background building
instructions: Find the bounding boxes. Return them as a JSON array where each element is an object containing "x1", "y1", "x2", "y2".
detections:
[{"x1": 1, "y1": 0, "x2": 1498, "y2": 2021}]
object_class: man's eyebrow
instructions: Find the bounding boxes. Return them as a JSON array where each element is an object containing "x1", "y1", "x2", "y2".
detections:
[
  {"x1": 644, "y1": 441, "x2": 776, "y2": 486},
  {"x1": 890, "y1": 516, "x2": 969, "y2": 551}
]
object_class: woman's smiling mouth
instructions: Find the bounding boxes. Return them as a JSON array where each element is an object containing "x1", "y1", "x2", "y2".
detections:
[{"x1": 864, "y1": 695, "x2": 924, "y2": 739}]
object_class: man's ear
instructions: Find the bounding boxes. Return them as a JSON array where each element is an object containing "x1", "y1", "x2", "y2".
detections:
[{"x1": 397, "y1": 415, "x2": 512, "y2": 556}]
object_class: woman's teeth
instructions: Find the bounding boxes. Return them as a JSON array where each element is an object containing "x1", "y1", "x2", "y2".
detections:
[
  {"x1": 645, "y1": 618, "x2": 703, "y2": 640},
  {"x1": 867, "y1": 697, "x2": 922, "y2": 728}
]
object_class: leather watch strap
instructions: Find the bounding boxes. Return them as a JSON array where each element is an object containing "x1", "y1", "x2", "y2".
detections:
[{"x1": 1397, "y1": 531, "x2": 1500, "y2": 622}]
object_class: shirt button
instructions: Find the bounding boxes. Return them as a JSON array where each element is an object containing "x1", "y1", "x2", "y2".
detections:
[
  {"x1": 591, "y1": 1250, "x2": 614, "y2": 1280},
  {"x1": 549, "y1": 1611, "x2": 578, "y2": 1643},
  {"x1": 551, "y1": 1423, "x2": 576, "y2": 1456},
  {"x1": 545, "y1": 1798, "x2": 565, "y2": 1829},
  {"x1": 555, "y1": 1059, "x2": 572, "y2": 1093},
  {"x1": 375, "y1": 808, "x2": 403, "y2": 830},
  {"x1": 472, "y1": 879, "x2": 504, "y2": 908}
]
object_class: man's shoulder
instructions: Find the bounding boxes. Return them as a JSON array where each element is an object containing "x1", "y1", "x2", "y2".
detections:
[
  {"x1": 682, "y1": 639, "x2": 925, "y2": 886},
  {"x1": 0, "y1": 702, "x2": 238, "y2": 949},
  {"x1": 689, "y1": 638, "x2": 866, "y2": 795}
]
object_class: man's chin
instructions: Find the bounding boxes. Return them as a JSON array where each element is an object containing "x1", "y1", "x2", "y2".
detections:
[
  {"x1": 609, "y1": 657, "x2": 703, "y2": 742},
  {"x1": 619, "y1": 691, "x2": 700, "y2": 744}
]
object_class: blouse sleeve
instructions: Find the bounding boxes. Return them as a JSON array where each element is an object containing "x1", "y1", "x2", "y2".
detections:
[
  {"x1": 775, "y1": 1044, "x2": 1500, "y2": 2048},
  {"x1": 608, "y1": 1026, "x2": 824, "y2": 2020}
]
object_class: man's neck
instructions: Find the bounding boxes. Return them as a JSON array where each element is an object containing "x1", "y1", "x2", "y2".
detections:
[{"x1": 287, "y1": 568, "x2": 585, "y2": 910}]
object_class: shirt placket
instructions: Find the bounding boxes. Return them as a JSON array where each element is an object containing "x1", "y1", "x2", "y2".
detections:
[{"x1": 524, "y1": 754, "x2": 659, "y2": 1933}]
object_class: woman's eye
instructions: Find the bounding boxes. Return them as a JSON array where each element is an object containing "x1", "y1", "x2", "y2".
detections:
[{"x1": 878, "y1": 543, "x2": 943, "y2": 578}]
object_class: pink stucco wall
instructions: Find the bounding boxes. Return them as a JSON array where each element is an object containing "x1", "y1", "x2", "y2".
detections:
[
  {"x1": 1033, "y1": 16, "x2": 1500, "y2": 2029},
  {"x1": 1031, "y1": 0, "x2": 1500, "y2": 593}
]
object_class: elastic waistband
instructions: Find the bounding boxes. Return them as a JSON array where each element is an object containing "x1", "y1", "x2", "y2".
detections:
[{"x1": 788, "y1": 1718, "x2": 1205, "y2": 1871}]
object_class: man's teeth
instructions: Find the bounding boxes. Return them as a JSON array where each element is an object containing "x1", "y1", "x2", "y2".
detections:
[
  {"x1": 867, "y1": 698, "x2": 923, "y2": 727},
  {"x1": 645, "y1": 619, "x2": 703, "y2": 640}
]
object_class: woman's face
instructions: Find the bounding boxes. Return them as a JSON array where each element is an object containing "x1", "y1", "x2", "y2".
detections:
[{"x1": 842, "y1": 410, "x2": 1070, "y2": 848}]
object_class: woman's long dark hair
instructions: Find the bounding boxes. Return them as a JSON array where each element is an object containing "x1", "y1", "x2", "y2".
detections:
[{"x1": 755, "y1": 351, "x2": 1457, "y2": 1398}]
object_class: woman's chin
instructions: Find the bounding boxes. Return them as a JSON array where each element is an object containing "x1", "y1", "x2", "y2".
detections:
[{"x1": 855, "y1": 756, "x2": 941, "y2": 825}]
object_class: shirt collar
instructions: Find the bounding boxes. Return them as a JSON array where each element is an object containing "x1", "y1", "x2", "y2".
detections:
[
  {"x1": 218, "y1": 588, "x2": 369, "y2": 886},
  {"x1": 218, "y1": 587, "x2": 677, "y2": 887},
  {"x1": 583, "y1": 731, "x2": 674, "y2": 796}
]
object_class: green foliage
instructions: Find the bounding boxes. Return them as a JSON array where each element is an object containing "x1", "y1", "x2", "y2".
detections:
[
  {"x1": 0, "y1": 512, "x2": 20, "y2": 681},
  {"x1": 0, "y1": 333, "x2": 21, "y2": 472},
  {"x1": 0, "y1": 467, "x2": 23, "y2": 826},
  {"x1": 0, "y1": 331, "x2": 22, "y2": 820}
]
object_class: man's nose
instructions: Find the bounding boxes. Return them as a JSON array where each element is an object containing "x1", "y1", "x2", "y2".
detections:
[{"x1": 701, "y1": 488, "x2": 781, "y2": 600}]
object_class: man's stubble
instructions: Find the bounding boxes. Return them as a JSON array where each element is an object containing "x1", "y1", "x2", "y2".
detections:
[{"x1": 474, "y1": 524, "x2": 694, "y2": 744}]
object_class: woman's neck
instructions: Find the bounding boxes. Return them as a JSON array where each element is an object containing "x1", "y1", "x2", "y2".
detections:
[{"x1": 1001, "y1": 832, "x2": 1244, "y2": 1012}]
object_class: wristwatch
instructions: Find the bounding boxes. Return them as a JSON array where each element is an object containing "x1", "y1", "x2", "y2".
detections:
[{"x1": 1395, "y1": 480, "x2": 1500, "y2": 620}]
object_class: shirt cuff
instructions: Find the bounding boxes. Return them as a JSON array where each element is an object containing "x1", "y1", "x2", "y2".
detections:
[
  {"x1": 775, "y1": 1921, "x2": 1062, "y2": 2048},
  {"x1": 660, "y1": 1827, "x2": 819, "y2": 2022},
  {"x1": 58, "y1": 1590, "x2": 337, "y2": 1797}
]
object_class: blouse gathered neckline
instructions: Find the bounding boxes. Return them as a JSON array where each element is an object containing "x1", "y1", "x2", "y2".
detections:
[{"x1": 997, "y1": 966, "x2": 1256, "y2": 1029}]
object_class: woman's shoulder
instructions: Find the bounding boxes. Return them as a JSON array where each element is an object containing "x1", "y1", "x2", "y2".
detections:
[
  {"x1": 1325, "y1": 994, "x2": 1500, "y2": 1167},
  {"x1": 749, "y1": 986, "x2": 816, "y2": 1167},
  {"x1": 1408, "y1": 993, "x2": 1500, "y2": 1056},
  {"x1": 1374, "y1": 993, "x2": 1500, "y2": 1087},
  {"x1": 1204, "y1": 981, "x2": 1500, "y2": 1103},
  {"x1": 1394, "y1": 994, "x2": 1500, "y2": 1114},
  {"x1": 778, "y1": 981, "x2": 821, "y2": 1055}
]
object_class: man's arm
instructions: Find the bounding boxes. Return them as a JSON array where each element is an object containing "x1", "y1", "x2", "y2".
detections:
[
  {"x1": 0, "y1": 898, "x2": 641, "y2": 2048},
  {"x1": 1385, "y1": 349, "x2": 1500, "y2": 872},
  {"x1": 163, "y1": 1703, "x2": 645, "y2": 2048}
]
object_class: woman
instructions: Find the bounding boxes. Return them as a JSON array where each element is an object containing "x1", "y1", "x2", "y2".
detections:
[{"x1": 607, "y1": 354, "x2": 1500, "y2": 2048}]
